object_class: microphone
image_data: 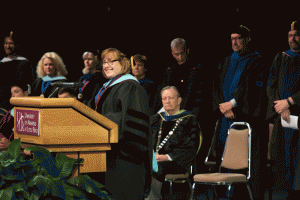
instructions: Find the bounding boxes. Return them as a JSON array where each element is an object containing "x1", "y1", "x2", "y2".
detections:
[{"x1": 50, "y1": 82, "x2": 84, "y2": 88}]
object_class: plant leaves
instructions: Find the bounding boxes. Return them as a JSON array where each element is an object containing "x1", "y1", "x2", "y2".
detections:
[
  {"x1": 27, "y1": 174, "x2": 66, "y2": 199},
  {"x1": 68, "y1": 175, "x2": 114, "y2": 199},
  {"x1": 7, "y1": 138, "x2": 21, "y2": 160},
  {"x1": 0, "y1": 186, "x2": 14, "y2": 200},
  {"x1": 29, "y1": 191, "x2": 41, "y2": 200},
  {"x1": 55, "y1": 153, "x2": 84, "y2": 178},
  {"x1": 12, "y1": 182, "x2": 30, "y2": 199},
  {"x1": 62, "y1": 182, "x2": 86, "y2": 200},
  {"x1": 24, "y1": 146, "x2": 60, "y2": 178}
]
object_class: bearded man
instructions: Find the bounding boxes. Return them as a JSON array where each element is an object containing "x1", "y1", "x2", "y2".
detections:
[{"x1": 267, "y1": 21, "x2": 300, "y2": 199}]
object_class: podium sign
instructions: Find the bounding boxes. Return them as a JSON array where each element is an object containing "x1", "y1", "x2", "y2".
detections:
[{"x1": 15, "y1": 109, "x2": 40, "y2": 136}]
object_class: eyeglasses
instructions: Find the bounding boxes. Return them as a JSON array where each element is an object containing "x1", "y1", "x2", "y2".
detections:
[{"x1": 102, "y1": 59, "x2": 119, "y2": 66}]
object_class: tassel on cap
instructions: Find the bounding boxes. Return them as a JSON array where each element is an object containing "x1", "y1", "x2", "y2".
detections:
[
  {"x1": 131, "y1": 56, "x2": 135, "y2": 71},
  {"x1": 240, "y1": 25, "x2": 250, "y2": 32},
  {"x1": 232, "y1": 25, "x2": 250, "y2": 38},
  {"x1": 291, "y1": 21, "x2": 298, "y2": 30}
]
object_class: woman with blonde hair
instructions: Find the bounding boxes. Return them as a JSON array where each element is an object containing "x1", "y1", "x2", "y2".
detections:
[
  {"x1": 31, "y1": 52, "x2": 68, "y2": 97},
  {"x1": 87, "y1": 48, "x2": 152, "y2": 200},
  {"x1": 77, "y1": 50, "x2": 104, "y2": 105}
]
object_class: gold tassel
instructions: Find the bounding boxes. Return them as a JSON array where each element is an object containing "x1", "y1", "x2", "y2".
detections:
[
  {"x1": 291, "y1": 21, "x2": 297, "y2": 30},
  {"x1": 240, "y1": 25, "x2": 250, "y2": 32},
  {"x1": 131, "y1": 56, "x2": 135, "y2": 71},
  {"x1": 10, "y1": 31, "x2": 13, "y2": 38}
]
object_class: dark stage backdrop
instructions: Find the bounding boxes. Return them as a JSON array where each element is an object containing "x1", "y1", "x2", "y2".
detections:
[{"x1": 0, "y1": 1, "x2": 299, "y2": 81}]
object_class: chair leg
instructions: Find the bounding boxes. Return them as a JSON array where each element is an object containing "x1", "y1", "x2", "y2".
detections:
[
  {"x1": 246, "y1": 183, "x2": 254, "y2": 200},
  {"x1": 227, "y1": 184, "x2": 232, "y2": 200},
  {"x1": 190, "y1": 183, "x2": 195, "y2": 200},
  {"x1": 169, "y1": 181, "x2": 173, "y2": 197},
  {"x1": 212, "y1": 185, "x2": 219, "y2": 200}
]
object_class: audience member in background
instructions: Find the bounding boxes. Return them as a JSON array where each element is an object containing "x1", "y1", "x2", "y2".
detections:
[
  {"x1": 87, "y1": 48, "x2": 152, "y2": 200},
  {"x1": 131, "y1": 54, "x2": 157, "y2": 115},
  {"x1": 77, "y1": 50, "x2": 103, "y2": 105},
  {"x1": 0, "y1": 31, "x2": 35, "y2": 110},
  {"x1": 267, "y1": 21, "x2": 300, "y2": 199},
  {"x1": 0, "y1": 83, "x2": 29, "y2": 150},
  {"x1": 31, "y1": 52, "x2": 68, "y2": 98}
]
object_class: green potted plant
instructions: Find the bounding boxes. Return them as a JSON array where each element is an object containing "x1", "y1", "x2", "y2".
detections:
[{"x1": 0, "y1": 138, "x2": 114, "y2": 200}]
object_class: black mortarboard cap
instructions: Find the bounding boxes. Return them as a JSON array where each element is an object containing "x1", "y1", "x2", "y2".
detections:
[{"x1": 231, "y1": 25, "x2": 251, "y2": 38}]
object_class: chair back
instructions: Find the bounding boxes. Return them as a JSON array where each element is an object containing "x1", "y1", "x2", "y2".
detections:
[{"x1": 221, "y1": 122, "x2": 251, "y2": 172}]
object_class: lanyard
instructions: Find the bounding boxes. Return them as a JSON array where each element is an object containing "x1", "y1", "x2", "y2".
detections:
[
  {"x1": 79, "y1": 80, "x2": 89, "y2": 93},
  {"x1": 41, "y1": 81, "x2": 52, "y2": 94},
  {"x1": 95, "y1": 75, "x2": 121, "y2": 108}
]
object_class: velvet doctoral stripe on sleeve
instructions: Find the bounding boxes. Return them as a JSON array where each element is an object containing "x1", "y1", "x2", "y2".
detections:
[{"x1": 96, "y1": 80, "x2": 151, "y2": 163}]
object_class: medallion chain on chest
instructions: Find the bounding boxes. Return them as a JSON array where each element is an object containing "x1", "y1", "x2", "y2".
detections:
[{"x1": 155, "y1": 118, "x2": 183, "y2": 154}]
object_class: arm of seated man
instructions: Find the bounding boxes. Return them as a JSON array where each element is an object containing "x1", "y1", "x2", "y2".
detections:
[{"x1": 156, "y1": 154, "x2": 172, "y2": 162}]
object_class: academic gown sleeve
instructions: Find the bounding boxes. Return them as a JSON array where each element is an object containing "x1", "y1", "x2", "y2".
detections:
[
  {"x1": 16, "y1": 59, "x2": 35, "y2": 85},
  {"x1": 267, "y1": 53, "x2": 300, "y2": 121},
  {"x1": 167, "y1": 115, "x2": 200, "y2": 169},
  {"x1": 98, "y1": 80, "x2": 152, "y2": 164},
  {"x1": 231, "y1": 55, "x2": 269, "y2": 120}
]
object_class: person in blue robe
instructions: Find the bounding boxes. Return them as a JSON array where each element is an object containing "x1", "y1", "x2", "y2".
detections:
[
  {"x1": 213, "y1": 25, "x2": 269, "y2": 200},
  {"x1": 267, "y1": 21, "x2": 300, "y2": 199},
  {"x1": 31, "y1": 52, "x2": 68, "y2": 98}
]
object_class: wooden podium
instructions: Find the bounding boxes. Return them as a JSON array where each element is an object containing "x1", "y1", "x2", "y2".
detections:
[{"x1": 10, "y1": 97, "x2": 118, "y2": 176}]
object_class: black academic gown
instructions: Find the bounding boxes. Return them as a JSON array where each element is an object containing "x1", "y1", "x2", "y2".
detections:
[
  {"x1": 88, "y1": 77, "x2": 152, "y2": 200},
  {"x1": 0, "y1": 57, "x2": 35, "y2": 110},
  {"x1": 31, "y1": 77, "x2": 67, "y2": 98},
  {"x1": 77, "y1": 72, "x2": 104, "y2": 105},
  {"x1": 212, "y1": 50, "x2": 269, "y2": 199},
  {"x1": 151, "y1": 112, "x2": 200, "y2": 182},
  {"x1": 158, "y1": 60, "x2": 215, "y2": 174},
  {"x1": 138, "y1": 78, "x2": 158, "y2": 116},
  {"x1": 267, "y1": 52, "x2": 300, "y2": 191}
]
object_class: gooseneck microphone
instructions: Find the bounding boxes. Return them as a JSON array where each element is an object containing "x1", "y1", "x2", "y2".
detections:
[{"x1": 50, "y1": 82, "x2": 84, "y2": 88}]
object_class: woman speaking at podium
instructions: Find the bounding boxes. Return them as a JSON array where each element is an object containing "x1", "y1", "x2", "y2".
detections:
[{"x1": 88, "y1": 48, "x2": 152, "y2": 200}]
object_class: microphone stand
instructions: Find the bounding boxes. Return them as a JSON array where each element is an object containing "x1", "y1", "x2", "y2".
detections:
[{"x1": 47, "y1": 87, "x2": 60, "y2": 98}]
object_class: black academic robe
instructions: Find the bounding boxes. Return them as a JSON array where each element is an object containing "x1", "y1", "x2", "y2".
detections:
[
  {"x1": 267, "y1": 52, "x2": 300, "y2": 191},
  {"x1": 77, "y1": 72, "x2": 104, "y2": 105},
  {"x1": 88, "y1": 78, "x2": 152, "y2": 200},
  {"x1": 31, "y1": 77, "x2": 67, "y2": 98},
  {"x1": 159, "y1": 60, "x2": 205, "y2": 113},
  {"x1": 0, "y1": 57, "x2": 35, "y2": 110},
  {"x1": 212, "y1": 50, "x2": 269, "y2": 199},
  {"x1": 151, "y1": 112, "x2": 200, "y2": 182},
  {"x1": 158, "y1": 60, "x2": 214, "y2": 173},
  {"x1": 138, "y1": 78, "x2": 158, "y2": 116}
]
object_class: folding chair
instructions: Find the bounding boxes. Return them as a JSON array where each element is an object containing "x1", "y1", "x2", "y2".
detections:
[
  {"x1": 164, "y1": 130, "x2": 203, "y2": 199},
  {"x1": 190, "y1": 122, "x2": 253, "y2": 200}
]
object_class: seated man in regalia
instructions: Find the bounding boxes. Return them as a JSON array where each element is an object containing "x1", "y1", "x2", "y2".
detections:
[{"x1": 146, "y1": 86, "x2": 201, "y2": 200}]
